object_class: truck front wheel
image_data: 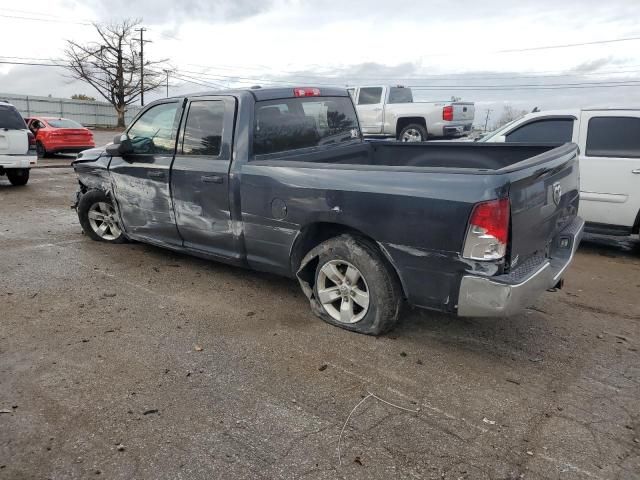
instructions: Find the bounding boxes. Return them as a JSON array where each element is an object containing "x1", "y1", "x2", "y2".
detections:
[
  {"x1": 398, "y1": 124, "x2": 427, "y2": 142},
  {"x1": 77, "y1": 190, "x2": 125, "y2": 243},
  {"x1": 311, "y1": 235, "x2": 402, "y2": 335},
  {"x1": 7, "y1": 168, "x2": 30, "y2": 186}
]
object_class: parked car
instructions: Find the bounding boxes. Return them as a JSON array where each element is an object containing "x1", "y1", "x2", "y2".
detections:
[
  {"x1": 347, "y1": 86, "x2": 475, "y2": 141},
  {"x1": 480, "y1": 108, "x2": 640, "y2": 239},
  {"x1": 0, "y1": 100, "x2": 37, "y2": 185},
  {"x1": 25, "y1": 117, "x2": 95, "y2": 158},
  {"x1": 72, "y1": 87, "x2": 583, "y2": 335}
]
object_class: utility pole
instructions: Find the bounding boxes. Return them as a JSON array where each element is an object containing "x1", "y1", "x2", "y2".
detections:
[
  {"x1": 483, "y1": 109, "x2": 492, "y2": 132},
  {"x1": 163, "y1": 69, "x2": 170, "y2": 97},
  {"x1": 134, "y1": 27, "x2": 151, "y2": 106}
]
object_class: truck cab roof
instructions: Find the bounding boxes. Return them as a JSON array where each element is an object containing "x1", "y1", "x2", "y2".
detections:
[{"x1": 172, "y1": 86, "x2": 351, "y2": 103}]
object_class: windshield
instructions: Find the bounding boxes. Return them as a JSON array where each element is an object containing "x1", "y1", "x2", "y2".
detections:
[
  {"x1": 47, "y1": 118, "x2": 84, "y2": 129},
  {"x1": 253, "y1": 96, "x2": 360, "y2": 156},
  {"x1": 0, "y1": 105, "x2": 27, "y2": 130},
  {"x1": 388, "y1": 87, "x2": 413, "y2": 104},
  {"x1": 478, "y1": 117, "x2": 522, "y2": 142}
]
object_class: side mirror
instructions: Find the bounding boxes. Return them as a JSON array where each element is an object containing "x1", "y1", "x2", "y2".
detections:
[
  {"x1": 106, "y1": 133, "x2": 133, "y2": 156},
  {"x1": 493, "y1": 135, "x2": 506, "y2": 143}
]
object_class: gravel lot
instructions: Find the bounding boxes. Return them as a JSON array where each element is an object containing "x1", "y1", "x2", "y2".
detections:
[{"x1": 1, "y1": 168, "x2": 639, "y2": 480}]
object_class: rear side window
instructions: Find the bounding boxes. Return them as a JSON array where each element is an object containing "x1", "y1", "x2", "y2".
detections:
[
  {"x1": 47, "y1": 119, "x2": 83, "y2": 128},
  {"x1": 181, "y1": 101, "x2": 224, "y2": 156},
  {"x1": 506, "y1": 118, "x2": 574, "y2": 143},
  {"x1": 253, "y1": 96, "x2": 360, "y2": 157},
  {"x1": 0, "y1": 105, "x2": 26, "y2": 130},
  {"x1": 388, "y1": 87, "x2": 413, "y2": 104},
  {"x1": 357, "y1": 88, "x2": 383, "y2": 105},
  {"x1": 586, "y1": 116, "x2": 640, "y2": 158}
]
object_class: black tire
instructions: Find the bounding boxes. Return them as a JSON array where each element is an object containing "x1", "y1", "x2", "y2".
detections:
[
  {"x1": 311, "y1": 234, "x2": 402, "y2": 335},
  {"x1": 398, "y1": 123, "x2": 427, "y2": 142},
  {"x1": 7, "y1": 168, "x2": 29, "y2": 186},
  {"x1": 36, "y1": 141, "x2": 47, "y2": 158},
  {"x1": 77, "y1": 190, "x2": 126, "y2": 243}
]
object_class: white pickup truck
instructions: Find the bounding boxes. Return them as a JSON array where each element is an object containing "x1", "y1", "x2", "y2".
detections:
[
  {"x1": 0, "y1": 100, "x2": 37, "y2": 185},
  {"x1": 481, "y1": 108, "x2": 640, "y2": 238},
  {"x1": 348, "y1": 86, "x2": 475, "y2": 142}
]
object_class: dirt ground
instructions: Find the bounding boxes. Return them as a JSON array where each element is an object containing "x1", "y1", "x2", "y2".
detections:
[{"x1": 0, "y1": 168, "x2": 638, "y2": 480}]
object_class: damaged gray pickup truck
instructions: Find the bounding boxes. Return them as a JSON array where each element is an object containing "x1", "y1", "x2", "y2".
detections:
[{"x1": 72, "y1": 86, "x2": 584, "y2": 335}]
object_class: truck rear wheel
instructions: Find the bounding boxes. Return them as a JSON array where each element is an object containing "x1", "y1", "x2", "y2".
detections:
[
  {"x1": 399, "y1": 124, "x2": 427, "y2": 142},
  {"x1": 78, "y1": 190, "x2": 125, "y2": 243},
  {"x1": 311, "y1": 235, "x2": 402, "y2": 335},
  {"x1": 7, "y1": 168, "x2": 30, "y2": 186}
]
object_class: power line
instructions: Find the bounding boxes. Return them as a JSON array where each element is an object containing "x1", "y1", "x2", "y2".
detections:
[
  {"x1": 0, "y1": 13, "x2": 92, "y2": 25},
  {"x1": 498, "y1": 35, "x2": 640, "y2": 53}
]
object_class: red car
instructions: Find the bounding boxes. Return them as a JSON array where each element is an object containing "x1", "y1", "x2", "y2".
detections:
[{"x1": 25, "y1": 117, "x2": 95, "y2": 158}]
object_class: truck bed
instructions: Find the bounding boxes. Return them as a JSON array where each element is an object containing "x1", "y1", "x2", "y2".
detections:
[{"x1": 272, "y1": 140, "x2": 571, "y2": 172}]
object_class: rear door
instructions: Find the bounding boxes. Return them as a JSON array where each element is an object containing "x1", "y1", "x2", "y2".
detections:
[
  {"x1": 0, "y1": 104, "x2": 28, "y2": 156},
  {"x1": 171, "y1": 96, "x2": 240, "y2": 260},
  {"x1": 109, "y1": 100, "x2": 183, "y2": 246},
  {"x1": 356, "y1": 87, "x2": 384, "y2": 134},
  {"x1": 577, "y1": 112, "x2": 640, "y2": 229}
]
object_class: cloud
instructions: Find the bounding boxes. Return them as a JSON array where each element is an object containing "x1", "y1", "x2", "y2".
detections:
[
  {"x1": 569, "y1": 57, "x2": 616, "y2": 73},
  {"x1": 83, "y1": 0, "x2": 275, "y2": 24}
]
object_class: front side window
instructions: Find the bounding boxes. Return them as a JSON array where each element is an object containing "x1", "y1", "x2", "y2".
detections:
[
  {"x1": 181, "y1": 101, "x2": 224, "y2": 156},
  {"x1": 253, "y1": 96, "x2": 360, "y2": 156},
  {"x1": 357, "y1": 87, "x2": 383, "y2": 105},
  {"x1": 586, "y1": 116, "x2": 640, "y2": 158},
  {"x1": 0, "y1": 105, "x2": 26, "y2": 130},
  {"x1": 127, "y1": 102, "x2": 179, "y2": 155},
  {"x1": 505, "y1": 118, "x2": 573, "y2": 143}
]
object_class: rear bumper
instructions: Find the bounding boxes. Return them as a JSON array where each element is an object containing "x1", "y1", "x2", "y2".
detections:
[
  {"x1": 0, "y1": 154, "x2": 37, "y2": 170},
  {"x1": 457, "y1": 217, "x2": 584, "y2": 317},
  {"x1": 443, "y1": 123, "x2": 472, "y2": 137},
  {"x1": 48, "y1": 146, "x2": 95, "y2": 154}
]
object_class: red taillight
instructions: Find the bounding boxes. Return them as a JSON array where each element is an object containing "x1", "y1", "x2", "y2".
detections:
[
  {"x1": 442, "y1": 105, "x2": 453, "y2": 121},
  {"x1": 463, "y1": 198, "x2": 510, "y2": 260},
  {"x1": 293, "y1": 87, "x2": 321, "y2": 97}
]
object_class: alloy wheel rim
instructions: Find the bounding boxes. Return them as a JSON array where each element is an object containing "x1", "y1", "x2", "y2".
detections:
[
  {"x1": 317, "y1": 260, "x2": 370, "y2": 324},
  {"x1": 88, "y1": 202, "x2": 121, "y2": 241},
  {"x1": 401, "y1": 128, "x2": 423, "y2": 142}
]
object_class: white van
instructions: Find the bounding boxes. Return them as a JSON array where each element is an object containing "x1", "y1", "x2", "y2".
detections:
[{"x1": 481, "y1": 108, "x2": 640, "y2": 238}]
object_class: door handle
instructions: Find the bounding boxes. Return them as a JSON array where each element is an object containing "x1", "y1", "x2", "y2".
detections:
[
  {"x1": 201, "y1": 175, "x2": 224, "y2": 184},
  {"x1": 632, "y1": 169, "x2": 640, "y2": 174},
  {"x1": 148, "y1": 171, "x2": 165, "y2": 178}
]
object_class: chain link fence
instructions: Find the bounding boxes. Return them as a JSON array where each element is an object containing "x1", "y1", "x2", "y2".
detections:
[{"x1": 1, "y1": 93, "x2": 141, "y2": 128}]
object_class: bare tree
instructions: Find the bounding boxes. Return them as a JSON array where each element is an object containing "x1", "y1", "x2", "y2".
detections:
[
  {"x1": 64, "y1": 19, "x2": 165, "y2": 127},
  {"x1": 495, "y1": 104, "x2": 528, "y2": 129}
]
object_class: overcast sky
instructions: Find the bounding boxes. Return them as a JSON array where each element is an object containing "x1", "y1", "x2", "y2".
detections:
[{"x1": 1, "y1": 0, "x2": 640, "y2": 127}]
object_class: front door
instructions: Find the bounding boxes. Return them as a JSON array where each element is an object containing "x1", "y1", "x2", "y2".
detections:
[
  {"x1": 578, "y1": 112, "x2": 640, "y2": 229},
  {"x1": 109, "y1": 100, "x2": 183, "y2": 246},
  {"x1": 356, "y1": 87, "x2": 384, "y2": 134},
  {"x1": 171, "y1": 96, "x2": 239, "y2": 260}
]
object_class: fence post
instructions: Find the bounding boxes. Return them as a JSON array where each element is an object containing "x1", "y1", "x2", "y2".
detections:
[
  {"x1": 59, "y1": 99, "x2": 64, "y2": 118},
  {"x1": 26, "y1": 96, "x2": 31, "y2": 117}
]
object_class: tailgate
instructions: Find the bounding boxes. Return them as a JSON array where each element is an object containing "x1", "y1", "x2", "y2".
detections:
[
  {"x1": 507, "y1": 144, "x2": 580, "y2": 269},
  {"x1": 452, "y1": 102, "x2": 474, "y2": 122}
]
